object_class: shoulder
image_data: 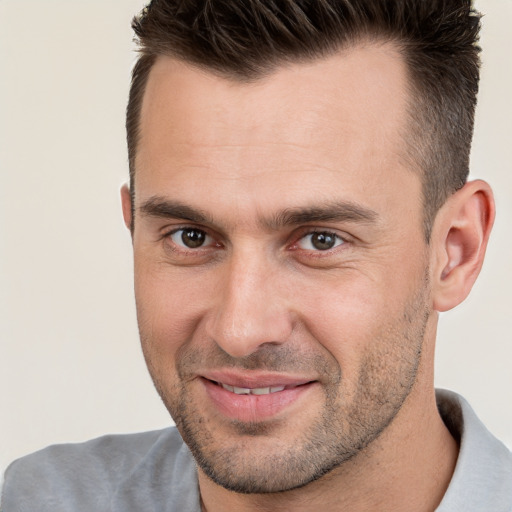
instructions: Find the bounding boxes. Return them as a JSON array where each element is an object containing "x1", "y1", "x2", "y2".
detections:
[
  {"x1": 436, "y1": 389, "x2": 512, "y2": 511},
  {"x1": 1, "y1": 427, "x2": 199, "y2": 511}
]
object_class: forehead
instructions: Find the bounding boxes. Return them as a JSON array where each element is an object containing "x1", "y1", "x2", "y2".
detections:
[{"x1": 135, "y1": 43, "x2": 420, "y2": 229}]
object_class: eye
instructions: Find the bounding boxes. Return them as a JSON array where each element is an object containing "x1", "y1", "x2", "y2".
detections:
[
  {"x1": 169, "y1": 228, "x2": 213, "y2": 249},
  {"x1": 297, "y1": 231, "x2": 344, "y2": 251}
]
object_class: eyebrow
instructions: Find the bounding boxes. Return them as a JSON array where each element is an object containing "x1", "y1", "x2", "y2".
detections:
[
  {"x1": 264, "y1": 202, "x2": 379, "y2": 230},
  {"x1": 139, "y1": 196, "x2": 379, "y2": 229},
  {"x1": 140, "y1": 197, "x2": 214, "y2": 224}
]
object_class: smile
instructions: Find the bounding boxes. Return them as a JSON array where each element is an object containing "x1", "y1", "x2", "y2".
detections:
[
  {"x1": 202, "y1": 376, "x2": 317, "y2": 422},
  {"x1": 218, "y1": 382, "x2": 287, "y2": 395}
]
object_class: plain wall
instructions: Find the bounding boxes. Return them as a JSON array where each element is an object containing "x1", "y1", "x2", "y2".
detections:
[{"x1": 1, "y1": 0, "x2": 511, "y2": 476}]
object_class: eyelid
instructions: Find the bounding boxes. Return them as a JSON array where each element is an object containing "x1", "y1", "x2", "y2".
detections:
[
  {"x1": 298, "y1": 232, "x2": 344, "y2": 250},
  {"x1": 288, "y1": 228, "x2": 351, "y2": 253},
  {"x1": 172, "y1": 228, "x2": 212, "y2": 248},
  {"x1": 161, "y1": 225, "x2": 221, "y2": 251},
  {"x1": 160, "y1": 223, "x2": 206, "y2": 239},
  {"x1": 159, "y1": 224, "x2": 351, "y2": 255}
]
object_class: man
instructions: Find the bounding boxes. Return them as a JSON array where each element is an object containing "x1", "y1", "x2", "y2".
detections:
[{"x1": 2, "y1": 0, "x2": 511, "y2": 510}]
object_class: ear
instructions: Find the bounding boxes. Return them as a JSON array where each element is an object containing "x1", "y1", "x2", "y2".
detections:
[
  {"x1": 120, "y1": 183, "x2": 133, "y2": 232},
  {"x1": 431, "y1": 180, "x2": 495, "y2": 312}
]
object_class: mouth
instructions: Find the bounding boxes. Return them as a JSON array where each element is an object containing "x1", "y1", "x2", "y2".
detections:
[
  {"x1": 200, "y1": 374, "x2": 317, "y2": 422},
  {"x1": 209, "y1": 379, "x2": 307, "y2": 395}
]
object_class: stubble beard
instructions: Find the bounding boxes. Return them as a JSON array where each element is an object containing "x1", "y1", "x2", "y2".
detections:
[{"x1": 143, "y1": 281, "x2": 430, "y2": 494}]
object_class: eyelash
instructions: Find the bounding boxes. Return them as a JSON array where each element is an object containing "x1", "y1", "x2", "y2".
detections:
[
  {"x1": 292, "y1": 230, "x2": 346, "y2": 253},
  {"x1": 162, "y1": 227, "x2": 220, "y2": 253},
  {"x1": 161, "y1": 226, "x2": 349, "y2": 258}
]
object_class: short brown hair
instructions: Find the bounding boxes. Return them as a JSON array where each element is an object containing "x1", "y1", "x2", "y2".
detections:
[{"x1": 127, "y1": 0, "x2": 482, "y2": 239}]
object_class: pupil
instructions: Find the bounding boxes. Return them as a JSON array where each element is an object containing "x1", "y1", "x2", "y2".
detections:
[
  {"x1": 312, "y1": 232, "x2": 335, "y2": 250},
  {"x1": 182, "y1": 229, "x2": 205, "y2": 248}
]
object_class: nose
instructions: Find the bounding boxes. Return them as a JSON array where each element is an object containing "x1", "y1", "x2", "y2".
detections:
[{"x1": 205, "y1": 250, "x2": 294, "y2": 358}]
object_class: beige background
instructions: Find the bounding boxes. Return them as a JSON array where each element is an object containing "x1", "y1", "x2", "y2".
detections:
[{"x1": 1, "y1": 0, "x2": 511, "y2": 476}]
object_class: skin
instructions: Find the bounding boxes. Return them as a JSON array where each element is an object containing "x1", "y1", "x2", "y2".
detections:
[{"x1": 122, "y1": 43, "x2": 494, "y2": 511}]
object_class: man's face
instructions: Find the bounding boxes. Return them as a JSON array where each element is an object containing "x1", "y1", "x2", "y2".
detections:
[{"x1": 128, "y1": 44, "x2": 435, "y2": 493}]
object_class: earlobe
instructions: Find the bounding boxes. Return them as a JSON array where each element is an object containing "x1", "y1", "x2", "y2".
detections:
[
  {"x1": 120, "y1": 184, "x2": 133, "y2": 232},
  {"x1": 431, "y1": 180, "x2": 495, "y2": 312}
]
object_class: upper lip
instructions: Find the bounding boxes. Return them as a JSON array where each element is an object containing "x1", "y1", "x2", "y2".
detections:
[{"x1": 200, "y1": 370, "x2": 315, "y2": 389}]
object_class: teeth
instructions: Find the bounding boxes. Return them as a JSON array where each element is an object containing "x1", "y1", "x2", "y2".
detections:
[
  {"x1": 252, "y1": 387, "x2": 270, "y2": 395},
  {"x1": 220, "y1": 383, "x2": 286, "y2": 395},
  {"x1": 233, "y1": 386, "x2": 251, "y2": 395}
]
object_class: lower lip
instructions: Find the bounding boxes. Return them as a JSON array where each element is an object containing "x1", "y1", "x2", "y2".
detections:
[{"x1": 202, "y1": 378, "x2": 315, "y2": 422}]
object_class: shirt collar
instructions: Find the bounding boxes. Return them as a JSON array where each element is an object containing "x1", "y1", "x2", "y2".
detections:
[{"x1": 435, "y1": 389, "x2": 512, "y2": 511}]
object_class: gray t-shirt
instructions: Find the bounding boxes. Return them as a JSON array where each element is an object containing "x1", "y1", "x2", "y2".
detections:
[{"x1": 2, "y1": 390, "x2": 511, "y2": 511}]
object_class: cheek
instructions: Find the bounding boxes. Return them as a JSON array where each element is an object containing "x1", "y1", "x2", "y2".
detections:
[
  {"x1": 133, "y1": 259, "x2": 215, "y2": 363},
  {"x1": 295, "y1": 266, "x2": 423, "y2": 378},
  {"x1": 299, "y1": 286, "x2": 385, "y2": 376}
]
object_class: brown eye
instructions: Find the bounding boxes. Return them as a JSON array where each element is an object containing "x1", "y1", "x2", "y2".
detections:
[
  {"x1": 297, "y1": 232, "x2": 343, "y2": 251},
  {"x1": 170, "y1": 228, "x2": 212, "y2": 249}
]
